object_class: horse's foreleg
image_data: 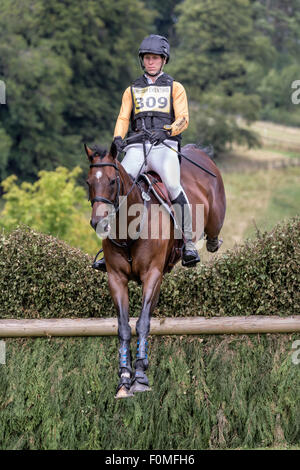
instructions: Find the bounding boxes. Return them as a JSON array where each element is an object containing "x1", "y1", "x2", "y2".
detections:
[
  {"x1": 131, "y1": 268, "x2": 163, "y2": 393},
  {"x1": 108, "y1": 272, "x2": 134, "y2": 398}
]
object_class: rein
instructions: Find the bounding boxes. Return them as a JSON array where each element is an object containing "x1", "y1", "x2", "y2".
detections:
[
  {"x1": 124, "y1": 127, "x2": 217, "y2": 178},
  {"x1": 90, "y1": 149, "x2": 153, "y2": 264}
]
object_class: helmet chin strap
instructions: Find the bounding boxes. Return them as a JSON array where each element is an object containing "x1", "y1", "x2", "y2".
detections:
[{"x1": 146, "y1": 70, "x2": 161, "y2": 77}]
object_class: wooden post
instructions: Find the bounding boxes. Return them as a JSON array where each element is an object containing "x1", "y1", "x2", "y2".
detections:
[{"x1": 0, "y1": 316, "x2": 299, "y2": 337}]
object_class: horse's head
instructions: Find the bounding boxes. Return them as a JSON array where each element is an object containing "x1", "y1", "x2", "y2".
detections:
[{"x1": 84, "y1": 141, "x2": 120, "y2": 237}]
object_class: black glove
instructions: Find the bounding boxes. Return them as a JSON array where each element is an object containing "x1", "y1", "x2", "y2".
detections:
[
  {"x1": 113, "y1": 136, "x2": 125, "y2": 153},
  {"x1": 149, "y1": 129, "x2": 171, "y2": 146}
]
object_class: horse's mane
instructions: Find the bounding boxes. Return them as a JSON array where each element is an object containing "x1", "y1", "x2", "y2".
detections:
[{"x1": 91, "y1": 145, "x2": 107, "y2": 158}]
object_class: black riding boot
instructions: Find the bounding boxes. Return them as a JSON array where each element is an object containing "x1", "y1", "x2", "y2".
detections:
[
  {"x1": 92, "y1": 257, "x2": 106, "y2": 272},
  {"x1": 171, "y1": 191, "x2": 200, "y2": 267}
]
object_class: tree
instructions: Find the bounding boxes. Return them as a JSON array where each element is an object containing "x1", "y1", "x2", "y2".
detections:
[
  {"x1": 0, "y1": 0, "x2": 154, "y2": 183},
  {"x1": 252, "y1": 0, "x2": 300, "y2": 61},
  {"x1": 144, "y1": 0, "x2": 183, "y2": 43},
  {"x1": 250, "y1": 0, "x2": 300, "y2": 124},
  {"x1": 168, "y1": 0, "x2": 273, "y2": 153},
  {"x1": 0, "y1": 166, "x2": 100, "y2": 254}
]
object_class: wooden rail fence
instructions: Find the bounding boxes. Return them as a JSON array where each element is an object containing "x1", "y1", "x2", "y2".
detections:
[{"x1": 0, "y1": 316, "x2": 299, "y2": 337}]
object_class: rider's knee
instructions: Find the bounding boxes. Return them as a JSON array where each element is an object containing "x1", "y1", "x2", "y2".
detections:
[{"x1": 168, "y1": 185, "x2": 182, "y2": 201}]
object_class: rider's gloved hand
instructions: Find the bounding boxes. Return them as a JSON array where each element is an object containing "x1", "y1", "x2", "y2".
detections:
[
  {"x1": 149, "y1": 129, "x2": 171, "y2": 146},
  {"x1": 113, "y1": 136, "x2": 125, "y2": 153}
]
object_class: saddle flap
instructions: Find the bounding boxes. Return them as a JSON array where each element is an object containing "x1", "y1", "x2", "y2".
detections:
[
  {"x1": 141, "y1": 171, "x2": 171, "y2": 205},
  {"x1": 137, "y1": 171, "x2": 184, "y2": 273}
]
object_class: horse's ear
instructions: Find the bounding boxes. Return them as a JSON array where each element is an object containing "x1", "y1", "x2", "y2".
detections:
[
  {"x1": 110, "y1": 141, "x2": 118, "y2": 160},
  {"x1": 84, "y1": 144, "x2": 94, "y2": 162}
]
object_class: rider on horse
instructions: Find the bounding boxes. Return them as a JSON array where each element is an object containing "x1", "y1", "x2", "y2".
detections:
[{"x1": 94, "y1": 34, "x2": 200, "y2": 271}]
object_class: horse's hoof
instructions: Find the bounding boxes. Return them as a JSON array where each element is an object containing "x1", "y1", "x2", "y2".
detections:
[
  {"x1": 206, "y1": 238, "x2": 223, "y2": 253},
  {"x1": 115, "y1": 385, "x2": 134, "y2": 399},
  {"x1": 130, "y1": 380, "x2": 152, "y2": 394}
]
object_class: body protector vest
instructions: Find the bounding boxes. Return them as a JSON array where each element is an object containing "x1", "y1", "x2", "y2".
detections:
[{"x1": 129, "y1": 73, "x2": 181, "y2": 144}]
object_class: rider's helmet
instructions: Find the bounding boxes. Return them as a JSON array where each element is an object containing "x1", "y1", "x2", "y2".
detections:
[{"x1": 138, "y1": 34, "x2": 170, "y2": 70}]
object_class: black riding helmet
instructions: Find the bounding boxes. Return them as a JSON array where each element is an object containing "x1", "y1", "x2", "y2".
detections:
[{"x1": 138, "y1": 35, "x2": 170, "y2": 74}]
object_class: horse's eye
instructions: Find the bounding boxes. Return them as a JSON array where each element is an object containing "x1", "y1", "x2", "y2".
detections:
[
  {"x1": 110, "y1": 178, "x2": 116, "y2": 186},
  {"x1": 86, "y1": 180, "x2": 90, "y2": 186}
]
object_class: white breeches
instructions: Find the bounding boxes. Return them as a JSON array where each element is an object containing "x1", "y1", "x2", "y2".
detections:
[{"x1": 121, "y1": 140, "x2": 183, "y2": 201}]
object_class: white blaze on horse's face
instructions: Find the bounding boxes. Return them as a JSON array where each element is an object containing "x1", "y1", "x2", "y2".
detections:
[{"x1": 95, "y1": 170, "x2": 102, "y2": 181}]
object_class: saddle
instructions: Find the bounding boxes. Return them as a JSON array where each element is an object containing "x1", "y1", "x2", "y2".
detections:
[{"x1": 138, "y1": 171, "x2": 184, "y2": 273}]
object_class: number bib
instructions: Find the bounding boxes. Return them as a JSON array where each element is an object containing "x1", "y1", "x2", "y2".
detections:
[{"x1": 132, "y1": 85, "x2": 171, "y2": 115}]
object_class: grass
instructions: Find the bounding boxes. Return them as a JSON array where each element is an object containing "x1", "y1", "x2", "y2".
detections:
[{"x1": 237, "y1": 120, "x2": 300, "y2": 153}]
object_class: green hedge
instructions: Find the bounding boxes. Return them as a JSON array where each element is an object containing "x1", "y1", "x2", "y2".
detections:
[
  {"x1": 0, "y1": 219, "x2": 299, "y2": 449},
  {"x1": 0, "y1": 217, "x2": 299, "y2": 318},
  {"x1": 0, "y1": 334, "x2": 299, "y2": 449}
]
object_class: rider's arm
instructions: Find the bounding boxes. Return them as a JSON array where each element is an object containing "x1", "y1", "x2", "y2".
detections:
[
  {"x1": 113, "y1": 87, "x2": 132, "y2": 139},
  {"x1": 169, "y1": 81, "x2": 189, "y2": 137}
]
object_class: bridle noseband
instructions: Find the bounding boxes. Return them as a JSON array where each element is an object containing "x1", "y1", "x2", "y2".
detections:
[{"x1": 89, "y1": 162, "x2": 120, "y2": 211}]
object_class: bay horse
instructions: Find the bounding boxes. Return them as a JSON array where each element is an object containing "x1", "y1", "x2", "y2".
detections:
[{"x1": 84, "y1": 140, "x2": 226, "y2": 398}]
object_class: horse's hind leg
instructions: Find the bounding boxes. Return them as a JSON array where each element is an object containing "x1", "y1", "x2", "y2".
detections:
[
  {"x1": 206, "y1": 236, "x2": 223, "y2": 252},
  {"x1": 205, "y1": 205, "x2": 225, "y2": 253},
  {"x1": 131, "y1": 268, "x2": 163, "y2": 393},
  {"x1": 108, "y1": 272, "x2": 134, "y2": 399}
]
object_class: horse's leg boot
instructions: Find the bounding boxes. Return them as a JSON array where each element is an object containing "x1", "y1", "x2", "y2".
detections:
[
  {"x1": 171, "y1": 192, "x2": 200, "y2": 267},
  {"x1": 92, "y1": 257, "x2": 107, "y2": 272},
  {"x1": 131, "y1": 339, "x2": 151, "y2": 393},
  {"x1": 115, "y1": 341, "x2": 134, "y2": 399},
  {"x1": 206, "y1": 237, "x2": 223, "y2": 253},
  {"x1": 131, "y1": 361, "x2": 151, "y2": 393}
]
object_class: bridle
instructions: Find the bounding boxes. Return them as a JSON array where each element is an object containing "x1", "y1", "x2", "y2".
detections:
[
  {"x1": 88, "y1": 142, "x2": 151, "y2": 214},
  {"x1": 88, "y1": 153, "x2": 152, "y2": 265},
  {"x1": 89, "y1": 161, "x2": 120, "y2": 211}
]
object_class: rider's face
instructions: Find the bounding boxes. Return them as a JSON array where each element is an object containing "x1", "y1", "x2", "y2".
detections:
[{"x1": 143, "y1": 54, "x2": 165, "y2": 75}]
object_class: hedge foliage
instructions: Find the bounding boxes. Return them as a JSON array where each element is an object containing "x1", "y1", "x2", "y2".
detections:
[
  {"x1": 0, "y1": 217, "x2": 299, "y2": 318},
  {"x1": 0, "y1": 219, "x2": 299, "y2": 450},
  {"x1": 0, "y1": 334, "x2": 299, "y2": 449}
]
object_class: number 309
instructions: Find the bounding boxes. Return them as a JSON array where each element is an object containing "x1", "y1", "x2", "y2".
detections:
[{"x1": 136, "y1": 96, "x2": 168, "y2": 110}]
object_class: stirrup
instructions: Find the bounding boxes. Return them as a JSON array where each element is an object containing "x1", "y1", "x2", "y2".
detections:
[{"x1": 92, "y1": 257, "x2": 106, "y2": 272}]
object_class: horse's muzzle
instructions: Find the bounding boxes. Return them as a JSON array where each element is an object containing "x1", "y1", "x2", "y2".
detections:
[
  {"x1": 90, "y1": 218, "x2": 98, "y2": 230},
  {"x1": 91, "y1": 217, "x2": 111, "y2": 236}
]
